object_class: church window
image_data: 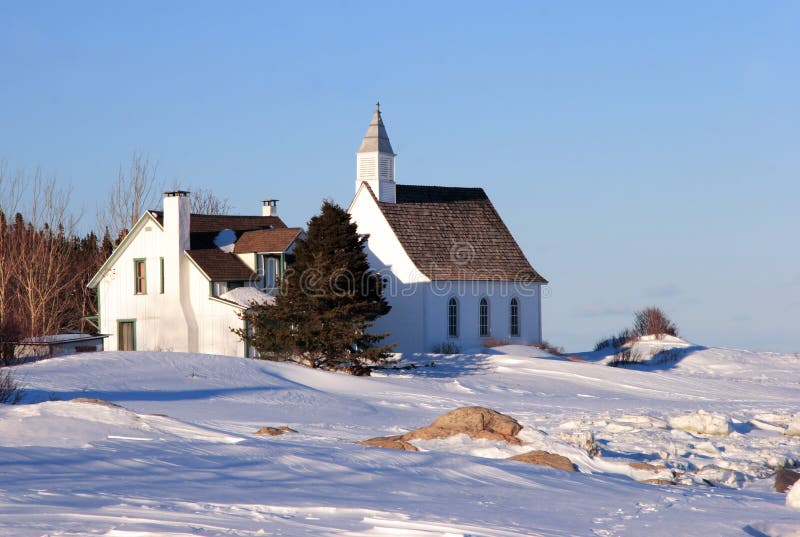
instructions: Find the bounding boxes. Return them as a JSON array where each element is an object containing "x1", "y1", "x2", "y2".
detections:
[
  {"x1": 510, "y1": 298, "x2": 520, "y2": 337},
  {"x1": 479, "y1": 298, "x2": 490, "y2": 337},
  {"x1": 448, "y1": 297, "x2": 459, "y2": 338}
]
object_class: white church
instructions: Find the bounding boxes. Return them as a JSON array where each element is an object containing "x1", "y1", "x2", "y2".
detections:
[{"x1": 89, "y1": 105, "x2": 547, "y2": 355}]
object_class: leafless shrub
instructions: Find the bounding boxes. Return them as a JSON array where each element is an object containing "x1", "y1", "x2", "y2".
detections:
[
  {"x1": 594, "y1": 328, "x2": 634, "y2": 351},
  {"x1": 482, "y1": 337, "x2": 510, "y2": 348},
  {"x1": 0, "y1": 368, "x2": 23, "y2": 404},
  {"x1": 608, "y1": 348, "x2": 638, "y2": 367},
  {"x1": 529, "y1": 340, "x2": 564, "y2": 356},
  {"x1": 432, "y1": 342, "x2": 461, "y2": 354},
  {"x1": 632, "y1": 307, "x2": 678, "y2": 338}
]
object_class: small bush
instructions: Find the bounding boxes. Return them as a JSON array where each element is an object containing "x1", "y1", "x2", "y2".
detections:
[
  {"x1": 607, "y1": 348, "x2": 638, "y2": 367},
  {"x1": 528, "y1": 340, "x2": 564, "y2": 356},
  {"x1": 593, "y1": 328, "x2": 634, "y2": 351},
  {"x1": 482, "y1": 337, "x2": 510, "y2": 348},
  {"x1": 632, "y1": 307, "x2": 678, "y2": 338},
  {"x1": 432, "y1": 342, "x2": 461, "y2": 354},
  {"x1": 0, "y1": 369, "x2": 23, "y2": 404}
]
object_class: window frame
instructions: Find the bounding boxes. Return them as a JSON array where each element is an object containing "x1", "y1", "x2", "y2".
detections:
[
  {"x1": 117, "y1": 319, "x2": 136, "y2": 351},
  {"x1": 133, "y1": 258, "x2": 147, "y2": 295},
  {"x1": 159, "y1": 257, "x2": 164, "y2": 294},
  {"x1": 447, "y1": 297, "x2": 459, "y2": 338},
  {"x1": 479, "y1": 297, "x2": 490, "y2": 337},
  {"x1": 510, "y1": 297, "x2": 520, "y2": 338}
]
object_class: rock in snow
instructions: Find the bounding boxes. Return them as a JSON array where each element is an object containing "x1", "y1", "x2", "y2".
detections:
[
  {"x1": 775, "y1": 467, "x2": 800, "y2": 493},
  {"x1": 254, "y1": 426, "x2": 297, "y2": 436},
  {"x1": 509, "y1": 450, "x2": 576, "y2": 472},
  {"x1": 402, "y1": 406, "x2": 523, "y2": 445},
  {"x1": 358, "y1": 435, "x2": 419, "y2": 451},
  {"x1": 668, "y1": 410, "x2": 732, "y2": 436}
]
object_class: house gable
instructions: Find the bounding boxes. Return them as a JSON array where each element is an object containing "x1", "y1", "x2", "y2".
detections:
[
  {"x1": 349, "y1": 182, "x2": 429, "y2": 285},
  {"x1": 87, "y1": 211, "x2": 164, "y2": 289}
]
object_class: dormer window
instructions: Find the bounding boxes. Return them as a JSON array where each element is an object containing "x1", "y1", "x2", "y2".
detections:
[{"x1": 257, "y1": 254, "x2": 282, "y2": 290}]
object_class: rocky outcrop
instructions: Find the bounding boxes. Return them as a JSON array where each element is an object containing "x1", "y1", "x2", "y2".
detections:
[
  {"x1": 508, "y1": 450, "x2": 576, "y2": 472},
  {"x1": 358, "y1": 435, "x2": 419, "y2": 451},
  {"x1": 402, "y1": 407, "x2": 523, "y2": 445}
]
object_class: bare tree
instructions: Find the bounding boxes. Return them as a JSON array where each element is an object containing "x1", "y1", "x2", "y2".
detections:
[
  {"x1": 190, "y1": 187, "x2": 231, "y2": 215},
  {"x1": 11, "y1": 170, "x2": 83, "y2": 338},
  {"x1": 97, "y1": 153, "x2": 161, "y2": 246}
]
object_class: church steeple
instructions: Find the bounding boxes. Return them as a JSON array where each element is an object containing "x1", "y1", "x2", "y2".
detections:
[{"x1": 356, "y1": 102, "x2": 396, "y2": 203}]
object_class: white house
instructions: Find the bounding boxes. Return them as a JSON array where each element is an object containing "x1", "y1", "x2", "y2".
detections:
[
  {"x1": 348, "y1": 104, "x2": 548, "y2": 353},
  {"x1": 88, "y1": 195, "x2": 303, "y2": 356}
]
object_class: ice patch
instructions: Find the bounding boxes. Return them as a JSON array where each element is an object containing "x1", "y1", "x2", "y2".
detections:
[{"x1": 669, "y1": 410, "x2": 732, "y2": 436}]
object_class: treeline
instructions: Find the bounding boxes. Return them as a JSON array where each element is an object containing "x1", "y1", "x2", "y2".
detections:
[
  {"x1": 0, "y1": 210, "x2": 110, "y2": 362},
  {"x1": 0, "y1": 155, "x2": 231, "y2": 363}
]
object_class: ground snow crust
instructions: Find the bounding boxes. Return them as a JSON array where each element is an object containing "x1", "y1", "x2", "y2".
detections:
[{"x1": 1, "y1": 342, "x2": 799, "y2": 536}]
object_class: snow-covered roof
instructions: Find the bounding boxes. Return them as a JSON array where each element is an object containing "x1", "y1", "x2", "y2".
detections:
[{"x1": 219, "y1": 287, "x2": 275, "y2": 308}]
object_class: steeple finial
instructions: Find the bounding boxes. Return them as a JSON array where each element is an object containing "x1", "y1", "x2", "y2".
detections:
[{"x1": 358, "y1": 102, "x2": 394, "y2": 155}]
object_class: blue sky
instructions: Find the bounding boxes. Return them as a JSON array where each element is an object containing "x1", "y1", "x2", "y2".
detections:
[{"x1": 1, "y1": 1, "x2": 798, "y2": 352}]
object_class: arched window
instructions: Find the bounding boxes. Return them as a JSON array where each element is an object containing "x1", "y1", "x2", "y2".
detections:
[
  {"x1": 479, "y1": 298, "x2": 490, "y2": 337},
  {"x1": 510, "y1": 298, "x2": 520, "y2": 337},
  {"x1": 448, "y1": 297, "x2": 458, "y2": 338}
]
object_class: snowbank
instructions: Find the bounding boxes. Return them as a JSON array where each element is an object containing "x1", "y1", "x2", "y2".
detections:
[{"x1": 787, "y1": 481, "x2": 800, "y2": 509}]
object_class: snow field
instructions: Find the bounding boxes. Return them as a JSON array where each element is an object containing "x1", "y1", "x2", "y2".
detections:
[{"x1": 0, "y1": 340, "x2": 798, "y2": 535}]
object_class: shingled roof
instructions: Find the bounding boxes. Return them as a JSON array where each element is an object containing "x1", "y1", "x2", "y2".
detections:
[
  {"x1": 149, "y1": 211, "x2": 288, "y2": 249},
  {"x1": 234, "y1": 228, "x2": 303, "y2": 254},
  {"x1": 149, "y1": 211, "x2": 294, "y2": 281},
  {"x1": 186, "y1": 249, "x2": 257, "y2": 281},
  {"x1": 372, "y1": 184, "x2": 547, "y2": 283}
]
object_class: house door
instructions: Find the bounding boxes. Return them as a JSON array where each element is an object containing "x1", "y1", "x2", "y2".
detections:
[{"x1": 118, "y1": 320, "x2": 136, "y2": 351}]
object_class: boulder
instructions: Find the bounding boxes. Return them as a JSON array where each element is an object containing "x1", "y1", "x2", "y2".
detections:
[
  {"x1": 629, "y1": 462, "x2": 668, "y2": 472},
  {"x1": 402, "y1": 406, "x2": 523, "y2": 445},
  {"x1": 358, "y1": 435, "x2": 419, "y2": 452},
  {"x1": 775, "y1": 467, "x2": 800, "y2": 493},
  {"x1": 509, "y1": 450, "x2": 576, "y2": 472},
  {"x1": 254, "y1": 426, "x2": 297, "y2": 436}
]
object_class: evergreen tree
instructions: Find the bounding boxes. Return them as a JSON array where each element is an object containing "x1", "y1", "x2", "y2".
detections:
[{"x1": 237, "y1": 201, "x2": 392, "y2": 373}]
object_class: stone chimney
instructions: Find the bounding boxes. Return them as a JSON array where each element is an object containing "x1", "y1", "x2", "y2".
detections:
[{"x1": 262, "y1": 199, "x2": 278, "y2": 217}]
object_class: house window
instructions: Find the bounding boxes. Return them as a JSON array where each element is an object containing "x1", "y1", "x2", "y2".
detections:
[
  {"x1": 510, "y1": 298, "x2": 520, "y2": 337},
  {"x1": 159, "y1": 257, "x2": 164, "y2": 294},
  {"x1": 258, "y1": 254, "x2": 281, "y2": 289},
  {"x1": 118, "y1": 320, "x2": 136, "y2": 351},
  {"x1": 448, "y1": 297, "x2": 458, "y2": 338},
  {"x1": 211, "y1": 281, "x2": 245, "y2": 297},
  {"x1": 134, "y1": 259, "x2": 146, "y2": 294},
  {"x1": 479, "y1": 298, "x2": 490, "y2": 337}
]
